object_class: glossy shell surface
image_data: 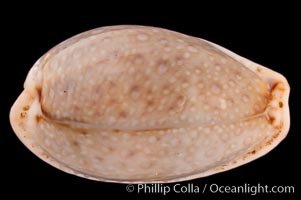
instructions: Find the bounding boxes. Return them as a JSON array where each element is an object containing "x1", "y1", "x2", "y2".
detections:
[{"x1": 10, "y1": 25, "x2": 290, "y2": 183}]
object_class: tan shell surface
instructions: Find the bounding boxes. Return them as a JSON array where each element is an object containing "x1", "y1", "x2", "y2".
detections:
[{"x1": 10, "y1": 25, "x2": 290, "y2": 183}]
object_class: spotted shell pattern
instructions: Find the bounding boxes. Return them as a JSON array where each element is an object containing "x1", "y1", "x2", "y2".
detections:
[{"x1": 10, "y1": 25, "x2": 290, "y2": 183}]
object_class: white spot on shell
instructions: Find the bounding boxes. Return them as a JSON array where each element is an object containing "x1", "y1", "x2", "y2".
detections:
[
  {"x1": 180, "y1": 115, "x2": 187, "y2": 121},
  {"x1": 100, "y1": 49, "x2": 106, "y2": 56},
  {"x1": 158, "y1": 63, "x2": 167, "y2": 73},
  {"x1": 188, "y1": 46, "x2": 197, "y2": 52},
  {"x1": 198, "y1": 83, "x2": 204, "y2": 89},
  {"x1": 229, "y1": 79, "x2": 235, "y2": 87},
  {"x1": 189, "y1": 95, "x2": 197, "y2": 102},
  {"x1": 131, "y1": 91, "x2": 140, "y2": 99},
  {"x1": 160, "y1": 39, "x2": 168, "y2": 44},
  {"x1": 164, "y1": 47, "x2": 171, "y2": 52},
  {"x1": 236, "y1": 74, "x2": 242, "y2": 80},
  {"x1": 254, "y1": 104, "x2": 261, "y2": 111},
  {"x1": 221, "y1": 58, "x2": 227, "y2": 64},
  {"x1": 163, "y1": 89, "x2": 170, "y2": 95},
  {"x1": 148, "y1": 136, "x2": 157, "y2": 143},
  {"x1": 190, "y1": 107, "x2": 196, "y2": 112},
  {"x1": 185, "y1": 70, "x2": 191, "y2": 76},
  {"x1": 177, "y1": 60, "x2": 184, "y2": 65},
  {"x1": 220, "y1": 99, "x2": 227, "y2": 109},
  {"x1": 212, "y1": 84, "x2": 221, "y2": 94},
  {"x1": 134, "y1": 56, "x2": 143, "y2": 64},
  {"x1": 242, "y1": 95, "x2": 249, "y2": 102},
  {"x1": 169, "y1": 77, "x2": 176, "y2": 83},
  {"x1": 129, "y1": 67, "x2": 135, "y2": 74},
  {"x1": 204, "y1": 105, "x2": 210, "y2": 110},
  {"x1": 137, "y1": 34, "x2": 148, "y2": 41},
  {"x1": 184, "y1": 52, "x2": 190, "y2": 58},
  {"x1": 182, "y1": 82, "x2": 189, "y2": 88}
]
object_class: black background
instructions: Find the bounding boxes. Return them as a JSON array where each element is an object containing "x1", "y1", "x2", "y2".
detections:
[{"x1": 1, "y1": 4, "x2": 300, "y2": 200}]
